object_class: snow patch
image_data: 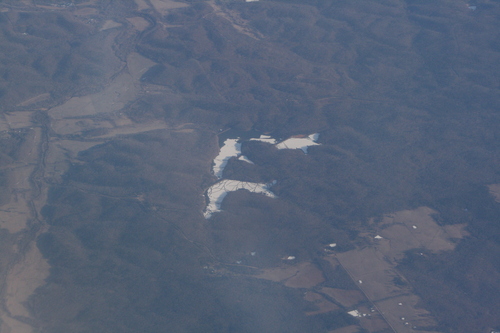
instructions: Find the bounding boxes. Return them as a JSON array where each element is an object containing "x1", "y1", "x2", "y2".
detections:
[
  {"x1": 348, "y1": 310, "x2": 362, "y2": 317},
  {"x1": 213, "y1": 139, "x2": 242, "y2": 179},
  {"x1": 250, "y1": 135, "x2": 277, "y2": 144},
  {"x1": 275, "y1": 133, "x2": 320, "y2": 154},
  {"x1": 238, "y1": 155, "x2": 254, "y2": 164},
  {"x1": 250, "y1": 133, "x2": 320, "y2": 153}
]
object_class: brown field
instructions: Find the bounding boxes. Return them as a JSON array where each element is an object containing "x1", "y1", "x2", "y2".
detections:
[
  {"x1": 75, "y1": 0, "x2": 101, "y2": 5},
  {"x1": 17, "y1": 93, "x2": 51, "y2": 108},
  {"x1": 375, "y1": 295, "x2": 439, "y2": 332},
  {"x1": 4, "y1": 242, "x2": 49, "y2": 319},
  {"x1": 100, "y1": 20, "x2": 122, "y2": 31},
  {"x1": 127, "y1": 52, "x2": 157, "y2": 81},
  {"x1": 74, "y1": 7, "x2": 99, "y2": 17},
  {"x1": 51, "y1": 118, "x2": 115, "y2": 136},
  {"x1": 44, "y1": 139, "x2": 106, "y2": 182},
  {"x1": 488, "y1": 184, "x2": 500, "y2": 203},
  {"x1": 52, "y1": 140, "x2": 104, "y2": 160},
  {"x1": 0, "y1": 195, "x2": 32, "y2": 233},
  {"x1": 378, "y1": 207, "x2": 466, "y2": 256},
  {"x1": 304, "y1": 291, "x2": 340, "y2": 315},
  {"x1": 34, "y1": 5, "x2": 67, "y2": 10},
  {"x1": 255, "y1": 261, "x2": 319, "y2": 286},
  {"x1": 150, "y1": 0, "x2": 189, "y2": 15},
  {"x1": 127, "y1": 17, "x2": 151, "y2": 32},
  {"x1": 4, "y1": 111, "x2": 35, "y2": 130},
  {"x1": 48, "y1": 72, "x2": 137, "y2": 120},
  {"x1": 320, "y1": 287, "x2": 366, "y2": 308},
  {"x1": 134, "y1": 0, "x2": 151, "y2": 11},
  {"x1": 91, "y1": 120, "x2": 174, "y2": 138},
  {"x1": 337, "y1": 247, "x2": 406, "y2": 300},
  {"x1": 284, "y1": 262, "x2": 325, "y2": 288},
  {"x1": 329, "y1": 325, "x2": 361, "y2": 333}
]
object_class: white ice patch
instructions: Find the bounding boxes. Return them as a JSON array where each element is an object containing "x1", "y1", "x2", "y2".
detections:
[
  {"x1": 250, "y1": 135, "x2": 277, "y2": 144},
  {"x1": 275, "y1": 133, "x2": 320, "y2": 154},
  {"x1": 213, "y1": 139, "x2": 242, "y2": 179},
  {"x1": 250, "y1": 133, "x2": 320, "y2": 154},
  {"x1": 309, "y1": 133, "x2": 320, "y2": 142},
  {"x1": 238, "y1": 155, "x2": 254, "y2": 164},
  {"x1": 204, "y1": 180, "x2": 276, "y2": 218},
  {"x1": 348, "y1": 310, "x2": 362, "y2": 317}
]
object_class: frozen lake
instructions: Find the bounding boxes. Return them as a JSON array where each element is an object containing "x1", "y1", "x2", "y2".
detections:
[
  {"x1": 212, "y1": 139, "x2": 242, "y2": 179},
  {"x1": 204, "y1": 180, "x2": 277, "y2": 219}
]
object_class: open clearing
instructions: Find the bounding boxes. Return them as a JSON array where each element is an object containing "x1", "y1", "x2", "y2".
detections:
[
  {"x1": 100, "y1": 20, "x2": 122, "y2": 31},
  {"x1": 4, "y1": 242, "x2": 49, "y2": 320},
  {"x1": 4, "y1": 112, "x2": 35, "y2": 130},
  {"x1": 127, "y1": 53, "x2": 157, "y2": 81},
  {"x1": 329, "y1": 325, "x2": 360, "y2": 333},
  {"x1": 48, "y1": 72, "x2": 137, "y2": 120},
  {"x1": 255, "y1": 261, "x2": 326, "y2": 289},
  {"x1": 127, "y1": 16, "x2": 150, "y2": 31},
  {"x1": 17, "y1": 94, "x2": 51, "y2": 108},
  {"x1": 488, "y1": 183, "x2": 500, "y2": 203},
  {"x1": 320, "y1": 287, "x2": 366, "y2": 308},
  {"x1": 304, "y1": 291, "x2": 340, "y2": 315},
  {"x1": 150, "y1": 0, "x2": 189, "y2": 15},
  {"x1": 377, "y1": 207, "x2": 467, "y2": 259},
  {"x1": 134, "y1": 0, "x2": 151, "y2": 11}
]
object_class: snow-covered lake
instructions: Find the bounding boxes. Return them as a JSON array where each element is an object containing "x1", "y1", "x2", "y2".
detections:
[
  {"x1": 204, "y1": 180, "x2": 276, "y2": 219},
  {"x1": 212, "y1": 139, "x2": 242, "y2": 179}
]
